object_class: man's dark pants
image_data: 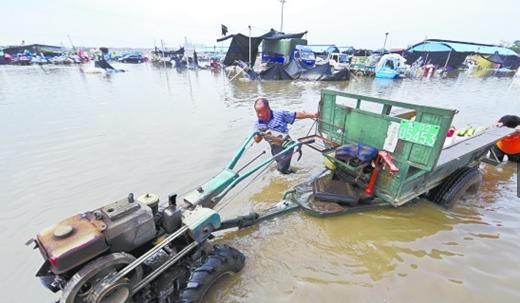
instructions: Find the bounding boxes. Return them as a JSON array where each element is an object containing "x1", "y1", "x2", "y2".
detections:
[{"x1": 270, "y1": 143, "x2": 294, "y2": 174}]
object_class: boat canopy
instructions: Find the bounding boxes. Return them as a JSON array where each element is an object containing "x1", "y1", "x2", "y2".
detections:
[{"x1": 375, "y1": 54, "x2": 407, "y2": 72}]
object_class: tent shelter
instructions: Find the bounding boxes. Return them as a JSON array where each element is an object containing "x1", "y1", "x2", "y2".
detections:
[
  {"x1": 3, "y1": 44, "x2": 63, "y2": 57},
  {"x1": 217, "y1": 29, "x2": 307, "y2": 66},
  {"x1": 404, "y1": 39, "x2": 520, "y2": 70}
]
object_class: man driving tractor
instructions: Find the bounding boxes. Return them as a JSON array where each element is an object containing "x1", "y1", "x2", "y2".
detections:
[{"x1": 253, "y1": 97, "x2": 318, "y2": 174}]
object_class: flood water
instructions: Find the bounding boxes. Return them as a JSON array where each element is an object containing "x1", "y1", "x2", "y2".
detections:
[{"x1": 1, "y1": 63, "x2": 519, "y2": 302}]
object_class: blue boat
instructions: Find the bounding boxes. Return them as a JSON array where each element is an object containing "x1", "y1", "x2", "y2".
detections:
[{"x1": 375, "y1": 54, "x2": 407, "y2": 79}]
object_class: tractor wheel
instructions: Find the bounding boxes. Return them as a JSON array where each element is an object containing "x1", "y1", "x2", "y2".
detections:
[
  {"x1": 60, "y1": 252, "x2": 142, "y2": 303},
  {"x1": 427, "y1": 167, "x2": 482, "y2": 208},
  {"x1": 179, "y1": 245, "x2": 245, "y2": 303}
]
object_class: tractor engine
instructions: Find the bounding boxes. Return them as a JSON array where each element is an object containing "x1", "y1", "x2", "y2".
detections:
[{"x1": 34, "y1": 194, "x2": 158, "y2": 289}]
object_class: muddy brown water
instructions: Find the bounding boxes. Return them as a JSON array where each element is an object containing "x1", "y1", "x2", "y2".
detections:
[{"x1": 1, "y1": 64, "x2": 519, "y2": 302}]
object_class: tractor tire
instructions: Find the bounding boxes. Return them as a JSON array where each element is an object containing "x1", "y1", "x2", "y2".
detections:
[
  {"x1": 179, "y1": 245, "x2": 245, "y2": 303},
  {"x1": 60, "y1": 252, "x2": 142, "y2": 303},
  {"x1": 427, "y1": 167, "x2": 482, "y2": 208}
]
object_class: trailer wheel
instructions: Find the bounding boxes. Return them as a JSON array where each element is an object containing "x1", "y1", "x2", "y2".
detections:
[
  {"x1": 427, "y1": 167, "x2": 482, "y2": 208},
  {"x1": 179, "y1": 245, "x2": 245, "y2": 303}
]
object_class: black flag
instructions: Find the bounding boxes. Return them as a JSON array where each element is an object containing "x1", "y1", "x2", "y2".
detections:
[{"x1": 221, "y1": 24, "x2": 228, "y2": 36}]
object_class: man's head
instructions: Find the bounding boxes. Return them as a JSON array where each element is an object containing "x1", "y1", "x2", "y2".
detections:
[
  {"x1": 254, "y1": 97, "x2": 271, "y2": 122},
  {"x1": 497, "y1": 115, "x2": 520, "y2": 128}
]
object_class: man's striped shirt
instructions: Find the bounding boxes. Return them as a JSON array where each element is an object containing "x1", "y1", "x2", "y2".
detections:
[{"x1": 254, "y1": 110, "x2": 297, "y2": 134}]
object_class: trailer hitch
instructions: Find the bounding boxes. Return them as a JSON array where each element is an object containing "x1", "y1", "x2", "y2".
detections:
[{"x1": 218, "y1": 213, "x2": 260, "y2": 230}]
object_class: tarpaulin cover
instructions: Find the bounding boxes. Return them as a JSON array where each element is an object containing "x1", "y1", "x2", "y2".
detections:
[
  {"x1": 484, "y1": 52, "x2": 504, "y2": 65},
  {"x1": 262, "y1": 38, "x2": 307, "y2": 58},
  {"x1": 152, "y1": 47, "x2": 184, "y2": 57},
  {"x1": 217, "y1": 29, "x2": 307, "y2": 66},
  {"x1": 94, "y1": 59, "x2": 115, "y2": 70},
  {"x1": 299, "y1": 62, "x2": 332, "y2": 80},
  {"x1": 246, "y1": 60, "x2": 349, "y2": 81},
  {"x1": 259, "y1": 63, "x2": 295, "y2": 80},
  {"x1": 502, "y1": 56, "x2": 520, "y2": 69}
]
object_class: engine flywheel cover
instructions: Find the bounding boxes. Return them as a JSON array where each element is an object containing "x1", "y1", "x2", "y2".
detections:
[{"x1": 88, "y1": 277, "x2": 131, "y2": 303}]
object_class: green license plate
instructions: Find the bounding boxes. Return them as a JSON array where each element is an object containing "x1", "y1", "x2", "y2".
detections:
[{"x1": 399, "y1": 120, "x2": 440, "y2": 147}]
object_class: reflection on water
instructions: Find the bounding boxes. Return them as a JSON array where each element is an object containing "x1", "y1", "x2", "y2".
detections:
[{"x1": 1, "y1": 64, "x2": 519, "y2": 303}]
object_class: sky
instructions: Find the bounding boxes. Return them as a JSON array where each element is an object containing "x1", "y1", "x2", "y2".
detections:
[{"x1": 1, "y1": 0, "x2": 518, "y2": 49}]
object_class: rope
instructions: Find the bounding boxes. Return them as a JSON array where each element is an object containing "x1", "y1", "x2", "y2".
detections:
[{"x1": 305, "y1": 119, "x2": 318, "y2": 137}]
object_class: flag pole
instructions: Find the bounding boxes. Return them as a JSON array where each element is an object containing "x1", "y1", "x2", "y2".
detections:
[{"x1": 280, "y1": 0, "x2": 286, "y2": 32}]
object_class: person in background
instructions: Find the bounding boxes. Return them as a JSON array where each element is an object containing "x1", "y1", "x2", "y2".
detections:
[
  {"x1": 253, "y1": 97, "x2": 318, "y2": 174},
  {"x1": 494, "y1": 115, "x2": 520, "y2": 162},
  {"x1": 496, "y1": 115, "x2": 520, "y2": 131}
]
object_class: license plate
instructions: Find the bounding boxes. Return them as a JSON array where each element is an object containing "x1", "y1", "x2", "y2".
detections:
[{"x1": 398, "y1": 120, "x2": 440, "y2": 147}]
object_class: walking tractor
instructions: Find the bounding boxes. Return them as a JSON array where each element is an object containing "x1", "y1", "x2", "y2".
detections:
[{"x1": 28, "y1": 90, "x2": 516, "y2": 303}]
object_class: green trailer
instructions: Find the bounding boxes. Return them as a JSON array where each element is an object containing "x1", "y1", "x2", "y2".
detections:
[{"x1": 288, "y1": 89, "x2": 516, "y2": 215}]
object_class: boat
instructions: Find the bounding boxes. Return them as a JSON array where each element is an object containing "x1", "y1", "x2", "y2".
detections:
[
  {"x1": 375, "y1": 54, "x2": 407, "y2": 79},
  {"x1": 0, "y1": 49, "x2": 12, "y2": 64},
  {"x1": 150, "y1": 47, "x2": 184, "y2": 67},
  {"x1": 12, "y1": 53, "x2": 32, "y2": 65},
  {"x1": 349, "y1": 49, "x2": 379, "y2": 76}
]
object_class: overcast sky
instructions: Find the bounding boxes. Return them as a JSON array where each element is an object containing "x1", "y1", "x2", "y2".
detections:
[{"x1": 1, "y1": 0, "x2": 518, "y2": 49}]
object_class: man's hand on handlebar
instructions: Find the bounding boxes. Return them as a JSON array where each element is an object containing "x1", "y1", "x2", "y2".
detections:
[{"x1": 254, "y1": 130, "x2": 287, "y2": 145}]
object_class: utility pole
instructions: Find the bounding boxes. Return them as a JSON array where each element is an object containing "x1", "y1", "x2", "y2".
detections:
[
  {"x1": 383, "y1": 32, "x2": 389, "y2": 52},
  {"x1": 280, "y1": 0, "x2": 287, "y2": 32},
  {"x1": 248, "y1": 25, "x2": 252, "y2": 68}
]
